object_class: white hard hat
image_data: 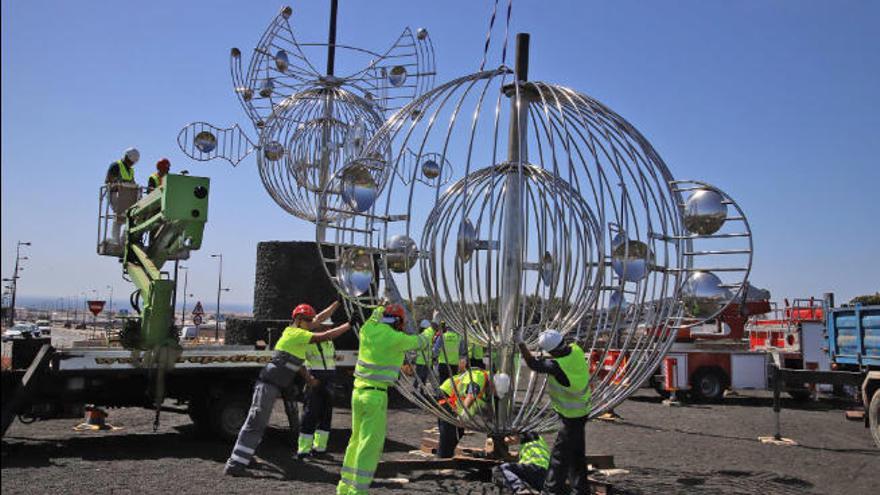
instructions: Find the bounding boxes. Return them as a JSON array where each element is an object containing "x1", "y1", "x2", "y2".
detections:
[
  {"x1": 538, "y1": 329, "x2": 564, "y2": 352},
  {"x1": 419, "y1": 319, "x2": 431, "y2": 329},
  {"x1": 124, "y1": 147, "x2": 140, "y2": 164}
]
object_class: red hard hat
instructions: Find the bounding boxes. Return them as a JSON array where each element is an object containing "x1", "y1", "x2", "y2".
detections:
[
  {"x1": 292, "y1": 304, "x2": 316, "y2": 320},
  {"x1": 156, "y1": 158, "x2": 170, "y2": 172},
  {"x1": 384, "y1": 303, "x2": 406, "y2": 322}
]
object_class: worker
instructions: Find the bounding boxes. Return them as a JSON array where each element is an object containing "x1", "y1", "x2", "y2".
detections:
[
  {"x1": 493, "y1": 433, "x2": 551, "y2": 494},
  {"x1": 434, "y1": 320, "x2": 466, "y2": 382},
  {"x1": 467, "y1": 341, "x2": 486, "y2": 369},
  {"x1": 147, "y1": 158, "x2": 171, "y2": 193},
  {"x1": 414, "y1": 319, "x2": 435, "y2": 384},
  {"x1": 104, "y1": 147, "x2": 140, "y2": 248},
  {"x1": 225, "y1": 301, "x2": 351, "y2": 476},
  {"x1": 435, "y1": 367, "x2": 491, "y2": 458},
  {"x1": 297, "y1": 330, "x2": 337, "y2": 459},
  {"x1": 337, "y1": 303, "x2": 427, "y2": 495},
  {"x1": 517, "y1": 330, "x2": 590, "y2": 495}
]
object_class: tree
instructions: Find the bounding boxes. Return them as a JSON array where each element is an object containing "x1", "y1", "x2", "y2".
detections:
[{"x1": 850, "y1": 293, "x2": 880, "y2": 306}]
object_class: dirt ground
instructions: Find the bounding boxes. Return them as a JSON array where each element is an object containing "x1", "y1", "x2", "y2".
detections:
[{"x1": 2, "y1": 385, "x2": 877, "y2": 495}]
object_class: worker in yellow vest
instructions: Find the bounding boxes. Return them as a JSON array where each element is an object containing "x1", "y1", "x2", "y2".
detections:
[
  {"x1": 297, "y1": 334, "x2": 337, "y2": 458},
  {"x1": 104, "y1": 147, "x2": 140, "y2": 249},
  {"x1": 493, "y1": 433, "x2": 551, "y2": 493},
  {"x1": 434, "y1": 321, "x2": 466, "y2": 382},
  {"x1": 147, "y1": 158, "x2": 170, "y2": 193},
  {"x1": 225, "y1": 301, "x2": 350, "y2": 477},
  {"x1": 337, "y1": 304, "x2": 427, "y2": 495},
  {"x1": 435, "y1": 367, "x2": 491, "y2": 458},
  {"x1": 518, "y1": 330, "x2": 591, "y2": 495},
  {"x1": 414, "y1": 319, "x2": 435, "y2": 384}
]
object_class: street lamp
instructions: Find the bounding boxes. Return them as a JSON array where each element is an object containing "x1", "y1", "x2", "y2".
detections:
[
  {"x1": 210, "y1": 254, "x2": 223, "y2": 341},
  {"x1": 178, "y1": 265, "x2": 189, "y2": 326},
  {"x1": 6, "y1": 241, "x2": 31, "y2": 325},
  {"x1": 106, "y1": 285, "x2": 114, "y2": 330}
]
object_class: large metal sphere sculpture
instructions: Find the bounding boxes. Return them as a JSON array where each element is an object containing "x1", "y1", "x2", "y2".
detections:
[
  {"x1": 319, "y1": 33, "x2": 752, "y2": 436},
  {"x1": 177, "y1": 4, "x2": 437, "y2": 229}
]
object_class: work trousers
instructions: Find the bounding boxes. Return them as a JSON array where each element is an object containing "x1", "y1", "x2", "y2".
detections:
[
  {"x1": 299, "y1": 374, "x2": 334, "y2": 453},
  {"x1": 226, "y1": 380, "x2": 298, "y2": 468},
  {"x1": 436, "y1": 403, "x2": 464, "y2": 458},
  {"x1": 543, "y1": 414, "x2": 588, "y2": 495},
  {"x1": 108, "y1": 185, "x2": 139, "y2": 244},
  {"x1": 495, "y1": 462, "x2": 548, "y2": 493},
  {"x1": 337, "y1": 387, "x2": 388, "y2": 495}
]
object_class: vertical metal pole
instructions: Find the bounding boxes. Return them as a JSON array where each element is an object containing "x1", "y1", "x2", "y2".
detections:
[
  {"x1": 497, "y1": 33, "x2": 530, "y2": 432},
  {"x1": 180, "y1": 269, "x2": 189, "y2": 326},
  {"x1": 215, "y1": 255, "x2": 223, "y2": 341},
  {"x1": 172, "y1": 260, "x2": 179, "y2": 327},
  {"x1": 772, "y1": 364, "x2": 782, "y2": 440},
  {"x1": 316, "y1": 0, "x2": 339, "y2": 244},
  {"x1": 326, "y1": 0, "x2": 338, "y2": 77}
]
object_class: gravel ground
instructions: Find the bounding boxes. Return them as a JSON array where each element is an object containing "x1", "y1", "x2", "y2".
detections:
[
  {"x1": 2, "y1": 328, "x2": 877, "y2": 493},
  {"x1": 3, "y1": 386, "x2": 877, "y2": 495}
]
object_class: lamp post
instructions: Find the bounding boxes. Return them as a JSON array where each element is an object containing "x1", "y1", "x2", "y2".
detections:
[
  {"x1": 7, "y1": 241, "x2": 31, "y2": 325},
  {"x1": 178, "y1": 265, "x2": 189, "y2": 326},
  {"x1": 106, "y1": 285, "x2": 114, "y2": 330},
  {"x1": 211, "y1": 254, "x2": 223, "y2": 341}
]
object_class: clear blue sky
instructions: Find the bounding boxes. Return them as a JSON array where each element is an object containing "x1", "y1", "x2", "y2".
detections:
[{"x1": 2, "y1": 0, "x2": 878, "y2": 311}]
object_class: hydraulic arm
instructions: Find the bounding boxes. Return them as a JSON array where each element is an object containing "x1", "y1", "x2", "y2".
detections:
[{"x1": 122, "y1": 174, "x2": 210, "y2": 349}]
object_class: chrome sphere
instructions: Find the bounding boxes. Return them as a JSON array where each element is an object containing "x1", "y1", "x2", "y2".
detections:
[
  {"x1": 682, "y1": 271, "x2": 732, "y2": 318},
  {"x1": 684, "y1": 189, "x2": 727, "y2": 235},
  {"x1": 385, "y1": 234, "x2": 419, "y2": 273},
  {"x1": 610, "y1": 236, "x2": 653, "y2": 282}
]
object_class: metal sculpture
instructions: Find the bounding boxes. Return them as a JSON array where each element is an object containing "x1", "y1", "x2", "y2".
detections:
[
  {"x1": 177, "y1": 3, "x2": 437, "y2": 233},
  {"x1": 318, "y1": 8, "x2": 753, "y2": 438}
]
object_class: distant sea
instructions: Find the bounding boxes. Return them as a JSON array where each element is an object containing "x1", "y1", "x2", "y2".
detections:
[{"x1": 13, "y1": 295, "x2": 253, "y2": 315}]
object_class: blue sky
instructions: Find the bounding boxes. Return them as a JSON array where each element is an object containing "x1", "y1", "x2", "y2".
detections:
[{"x1": 2, "y1": 0, "x2": 878, "y2": 311}]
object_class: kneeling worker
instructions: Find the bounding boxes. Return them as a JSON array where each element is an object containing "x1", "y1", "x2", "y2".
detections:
[
  {"x1": 493, "y1": 433, "x2": 551, "y2": 494},
  {"x1": 337, "y1": 304, "x2": 427, "y2": 495},
  {"x1": 225, "y1": 301, "x2": 350, "y2": 476},
  {"x1": 517, "y1": 330, "x2": 591, "y2": 495},
  {"x1": 436, "y1": 367, "x2": 491, "y2": 458}
]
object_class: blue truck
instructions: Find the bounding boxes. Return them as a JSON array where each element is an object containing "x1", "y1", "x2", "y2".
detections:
[{"x1": 770, "y1": 294, "x2": 880, "y2": 447}]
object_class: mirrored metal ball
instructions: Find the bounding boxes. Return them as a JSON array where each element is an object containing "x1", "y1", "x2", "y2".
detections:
[
  {"x1": 194, "y1": 131, "x2": 217, "y2": 153},
  {"x1": 388, "y1": 66, "x2": 407, "y2": 87},
  {"x1": 274, "y1": 49, "x2": 289, "y2": 72},
  {"x1": 338, "y1": 247, "x2": 374, "y2": 297},
  {"x1": 385, "y1": 235, "x2": 418, "y2": 273},
  {"x1": 416, "y1": 28, "x2": 428, "y2": 40},
  {"x1": 421, "y1": 159, "x2": 441, "y2": 179},
  {"x1": 540, "y1": 251, "x2": 555, "y2": 286},
  {"x1": 259, "y1": 78, "x2": 275, "y2": 97},
  {"x1": 681, "y1": 271, "x2": 732, "y2": 318},
  {"x1": 341, "y1": 163, "x2": 378, "y2": 212},
  {"x1": 684, "y1": 189, "x2": 727, "y2": 235},
  {"x1": 263, "y1": 141, "x2": 285, "y2": 161},
  {"x1": 611, "y1": 236, "x2": 653, "y2": 282},
  {"x1": 456, "y1": 219, "x2": 477, "y2": 262}
]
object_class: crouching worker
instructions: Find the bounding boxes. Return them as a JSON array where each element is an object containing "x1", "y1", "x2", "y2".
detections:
[
  {"x1": 436, "y1": 367, "x2": 491, "y2": 458},
  {"x1": 493, "y1": 433, "x2": 550, "y2": 494},
  {"x1": 337, "y1": 304, "x2": 427, "y2": 495},
  {"x1": 225, "y1": 301, "x2": 350, "y2": 476}
]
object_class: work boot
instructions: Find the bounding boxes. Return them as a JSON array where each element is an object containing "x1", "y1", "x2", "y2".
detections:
[
  {"x1": 224, "y1": 461, "x2": 248, "y2": 477},
  {"x1": 296, "y1": 450, "x2": 313, "y2": 460}
]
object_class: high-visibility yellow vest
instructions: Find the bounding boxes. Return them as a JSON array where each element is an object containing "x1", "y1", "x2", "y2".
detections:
[
  {"x1": 468, "y1": 342, "x2": 485, "y2": 360},
  {"x1": 437, "y1": 331, "x2": 461, "y2": 364},
  {"x1": 415, "y1": 326, "x2": 434, "y2": 365},
  {"x1": 439, "y1": 368, "x2": 489, "y2": 415},
  {"x1": 117, "y1": 160, "x2": 134, "y2": 182},
  {"x1": 305, "y1": 340, "x2": 336, "y2": 371},
  {"x1": 518, "y1": 436, "x2": 550, "y2": 469},
  {"x1": 353, "y1": 306, "x2": 423, "y2": 390},
  {"x1": 547, "y1": 343, "x2": 591, "y2": 418},
  {"x1": 149, "y1": 172, "x2": 164, "y2": 189},
  {"x1": 274, "y1": 325, "x2": 314, "y2": 360}
]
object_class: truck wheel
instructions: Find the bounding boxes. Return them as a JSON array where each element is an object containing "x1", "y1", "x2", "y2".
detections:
[
  {"x1": 870, "y1": 389, "x2": 880, "y2": 449},
  {"x1": 649, "y1": 375, "x2": 671, "y2": 399},
  {"x1": 210, "y1": 393, "x2": 251, "y2": 442},
  {"x1": 787, "y1": 388, "x2": 812, "y2": 402},
  {"x1": 691, "y1": 368, "x2": 726, "y2": 402}
]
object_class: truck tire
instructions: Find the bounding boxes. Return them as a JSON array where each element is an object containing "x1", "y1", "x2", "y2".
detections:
[
  {"x1": 787, "y1": 388, "x2": 812, "y2": 402},
  {"x1": 691, "y1": 368, "x2": 726, "y2": 402},
  {"x1": 870, "y1": 389, "x2": 880, "y2": 449},
  {"x1": 649, "y1": 375, "x2": 671, "y2": 399},
  {"x1": 210, "y1": 392, "x2": 251, "y2": 442}
]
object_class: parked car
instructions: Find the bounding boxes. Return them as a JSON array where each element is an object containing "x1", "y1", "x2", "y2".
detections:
[
  {"x1": 2, "y1": 323, "x2": 40, "y2": 342},
  {"x1": 35, "y1": 320, "x2": 52, "y2": 336}
]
